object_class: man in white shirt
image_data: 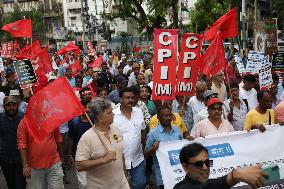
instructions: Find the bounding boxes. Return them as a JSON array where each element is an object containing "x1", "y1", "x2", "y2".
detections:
[
  {"x1": 127, "y1": 63, "x2": 141, "y2": 87},
  {"x1": 239, "y1": 74, "x2": 258, "y2": 110},
  {"x1": 113, "y1": 87, "x2": 146, "y2": 189},
  {"x1": 188, "y1": 82, "x2": 207, "y2": 119}
]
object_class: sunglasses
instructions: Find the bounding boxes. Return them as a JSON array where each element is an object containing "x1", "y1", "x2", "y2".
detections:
[{"x1": 188, "y1": 159, "x2": 213, "y2": 169}]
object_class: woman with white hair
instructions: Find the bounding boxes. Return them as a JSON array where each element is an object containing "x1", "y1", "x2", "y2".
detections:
[{"x1": 75, "y1": 99, "x2": 129, "y2": 189}]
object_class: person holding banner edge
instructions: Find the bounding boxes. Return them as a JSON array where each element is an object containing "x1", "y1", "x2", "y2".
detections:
[{"x1": 174, "y1": 143, "x2": 268, "y2": 189}]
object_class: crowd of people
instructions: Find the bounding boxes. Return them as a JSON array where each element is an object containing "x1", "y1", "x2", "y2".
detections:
[{"x1": 0, "y1": 47, "x2": 283, "y2": 189}]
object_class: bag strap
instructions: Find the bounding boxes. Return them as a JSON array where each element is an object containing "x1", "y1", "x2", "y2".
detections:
[
  {"x1": 269, "y1": 110, "x2": 271, "y2": 125},
  {"x1": 242, "y1": 99, "x2": 249, "y2": 112}
]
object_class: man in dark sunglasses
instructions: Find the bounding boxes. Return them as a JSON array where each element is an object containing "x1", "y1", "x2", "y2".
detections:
[{"x1": 174, "y1": 143, "x2": 268, "y2": 189}]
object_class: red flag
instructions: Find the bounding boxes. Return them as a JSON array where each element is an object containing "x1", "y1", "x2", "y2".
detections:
[
  {"x1": 69, "y1": 60, "x2": 83, "y2": 76},
  {"x1": 31, "y1": 46, "x2": 52, "y2": 77},
  {"x1": 1, "y1": 19, "x2": 32, "y2": 38},
  {"x1": 23, "y1": 77, "x2": 86, "y2": 143},
  {"x1": 89, "y1": 56, "x2": 104, "y2": 68},
  {"x1": 200, "y1": 34, "x2": 226, "y2": 78},
  {"x1": 57, "y1": 42, "x2": 80, "y2": 55},
  {"x1": 17, "y1": 40, "x2": 41, "y2": 59},
  {"x1": 176, "y1": 34, "x2": 203, "y2": 96},
  {"x1": 204, "y1": 8, "x2": 238, "y2": 41}
]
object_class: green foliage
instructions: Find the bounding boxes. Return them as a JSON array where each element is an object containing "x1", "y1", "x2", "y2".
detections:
[
  {"x1": 189, "y1": 0, "x2": 230, "y2": 33},
  {"x1": 272, "y1": 0, "x2": 284, "y2": 32}
]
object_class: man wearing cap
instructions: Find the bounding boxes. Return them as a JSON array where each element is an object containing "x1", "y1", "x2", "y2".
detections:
[
  {"x1": 128, "y1": 62, "x2": 141, "y2": 87},
  {"x1": 0, "y1": 96, "x2": 26, "y2": 189},
  {"x1": 193, "y1": 90, "x2": 218, "y2": 124},
  {"x1": 109, "y1": 76, "x2": 128, "y2": 104},
  {"x1": 1, "y1": 68, "x2": 23, "y2": 99},
  {"x1": 123, "y1": 59, "x2": 133, "y2": 75},
  {"x1": 191, "y1": 98, "x2": 235, "y2": 138}
]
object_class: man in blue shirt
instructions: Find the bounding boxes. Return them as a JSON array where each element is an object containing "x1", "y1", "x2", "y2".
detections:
[{"x1": 145, "y1": 105, "x2": 182, "y2": 189}]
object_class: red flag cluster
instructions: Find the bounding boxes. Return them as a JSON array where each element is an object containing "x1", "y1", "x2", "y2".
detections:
[
  {"x1": 200, "y1": 8, "x2": 238, "y2": 78},
  {"x1": 1, "y1": 19, "x2": 32, "y2": 38},
  {"x1": 23, "y1": 77, "x2": 86, "y2": 143}
]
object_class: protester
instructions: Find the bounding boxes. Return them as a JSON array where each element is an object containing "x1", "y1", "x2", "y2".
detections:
[
  {"x1": 223, "y1": 82, "x2": 248, "y2": 131},
  {"x1": 210, "y1": 71, "x2": 227, "y2": 102},
  {"x1": 172, "y1": 96, "x2": 194, "y2": 132},
  {"x1": 0, "y1": 68, "x2": 23, "y2": 99},
  {"x1": 75, "y1": 99, "x2": 129, "y2": 189},
  {"x1": 17, "y1": 120, "x2": 64, "y2": 189},
  {"x1": 145, "y1": 105, "x2": 183, "y2": 189},
  {"x1": 109, "y1": 76, "x2": 128, "y2": 104},
  {"x1": 68, "y1": 98, "x2": 93, "y2": 189},
  {"x1": 0, "y1": 96, "x2": 26, "y2": 189},
  {"x1": 174, "y1": 143, "x2": 268, "y2": 189},
  {"x1": 113, "y1": 87, "x2": 146, "y2": 189},
  {"x1": 244, "y1": 90, "x2": 275, "y2": 131},
  {"x1": 187, "y1": 81, "x2": 207, "y2": 119},
  {"x1": 149, "y1": 100, "x2": 190, "y2": 139},
  {"x1": 239, "y1": 74, "x2": 258, "y2": 110},
  {"x1": 139, "y1": 85, "x2": 157, "y2": 117},
  {"x1": 191, "y1": 98, "x2": 235, "y2": 138},
  {"x1": 98, "y1": 62, "x2": 114, "y2": 92},
  {"x1": 65, "y1": 67, "x2": 75, "y2": 87},
  {"x1": 136, "y1": 73, "x2": 146, "y2": 86},
  {"x1": 193, "y1": 90, "x2": 218, "y2": 124},
  {"x1": 127, "y1": 62, "x2": 141, "y2": 87}
]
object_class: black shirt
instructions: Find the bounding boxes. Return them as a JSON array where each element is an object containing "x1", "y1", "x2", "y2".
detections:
[
  {"x1": 174, "y1": 175, "x2": 231, "y2": 189},
  {"x1": 0, "y1": 112, "x2": 24, "y2": 163}
]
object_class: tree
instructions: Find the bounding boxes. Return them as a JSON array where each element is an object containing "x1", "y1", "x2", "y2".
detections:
[
  {"x1": 189, "y1": 0, "x2": 230, "y2": 33},
  {"x1": 103, "y1": 0, "x2": 148, "y2": 32},
  {"x1": 102, "y1": 0, "x2": 181, "y2": 36},
  {"x1": 272, "y1": 0, "x2": 284, "y2": 32}
]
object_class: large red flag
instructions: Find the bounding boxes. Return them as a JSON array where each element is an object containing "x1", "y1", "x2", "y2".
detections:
[
  {"x1": 17, "y1": 40, "x2": 41, "y2": 59},
  {"x1": 200, "y1": 34, "x2": 226, "y2": 78},
  {"x1": 69, "y1": 60, "x2": 83, "y2": 76},
  {"x1": 31, "y1": 46, "x2": 52, "y2": 77},
  {"x1": 57, "y1": 42, "x2": 80, "y2": 55},
  {"x1": 1, "y1": 19, "x2": 32, "y2": 38},
  {"x1": 204, "y1": 8, "x2": 238, "y2": 41},
  {"x1": 23, "y1": 77, "x2": 86, "y2": 143}
]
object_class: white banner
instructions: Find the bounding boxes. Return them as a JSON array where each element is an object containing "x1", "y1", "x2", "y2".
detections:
[{"x1": 156, "y1": 125, "x2": 284, "y2": 189}]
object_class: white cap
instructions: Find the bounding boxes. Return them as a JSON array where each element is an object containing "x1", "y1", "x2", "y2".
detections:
[{"x1": 9, "y1": 89, "x2": 20, "y2": 96}]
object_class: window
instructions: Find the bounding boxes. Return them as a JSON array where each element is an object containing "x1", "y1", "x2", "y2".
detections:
[{"x1": 71, "y1": 17, "x2": 76, "y2": 27}]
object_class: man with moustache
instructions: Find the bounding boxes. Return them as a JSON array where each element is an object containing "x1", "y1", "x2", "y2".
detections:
[
  {"x1": 113, "y1": 87, "x2": 146, "y2": 189},
  {"x1": 0, "y1": 96, "x2": 26, "y2": 189},
  {"x1": 174, "y1": 143, "x2": 268, "y2": 189},
  {"x1": 191, "y1": 98, "x2": 235, "y2": 138}
]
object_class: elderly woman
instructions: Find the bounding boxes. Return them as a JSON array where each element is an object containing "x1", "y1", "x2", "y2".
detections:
[{"x1": 75, "y1": 99, "x2": 129, "y2": 189}]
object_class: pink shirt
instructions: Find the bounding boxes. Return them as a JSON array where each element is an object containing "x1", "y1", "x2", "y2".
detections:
[
  {"x1": 191, "y1": 118, "x2": 235, "y2": 138},
  {"x1": 275, "y1": 100, "x2": 284, "y2": 123}
]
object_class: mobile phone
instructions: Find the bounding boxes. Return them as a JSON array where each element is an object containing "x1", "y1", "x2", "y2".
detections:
[{"x1": 262, "y1": 165, "x2": 280, "y2": 184}]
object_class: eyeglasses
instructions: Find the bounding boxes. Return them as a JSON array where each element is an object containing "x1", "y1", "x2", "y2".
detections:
[{"x1": 187, "y1": 159, "x2": 213, "y2": 169}]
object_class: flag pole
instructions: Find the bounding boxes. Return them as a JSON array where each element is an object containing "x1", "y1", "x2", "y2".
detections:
[{"x1": 85, "y1": 112, "x2": 113, "y2": 151}]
